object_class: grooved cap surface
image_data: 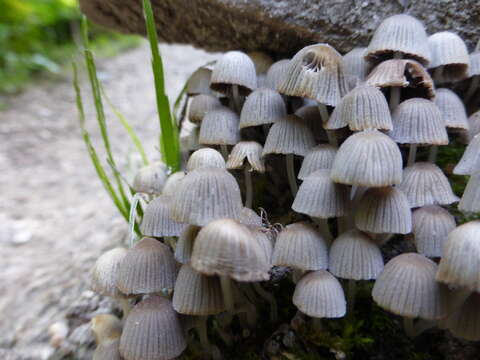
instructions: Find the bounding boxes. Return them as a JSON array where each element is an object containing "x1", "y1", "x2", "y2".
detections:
[
  {"x1": 458, "y1": 173, "x2": 480, "y2": 213},
  {"x1": 210, "y1": 51, "x2": 257, "y2": 95},
  {"x1": 453, "y1": 134, "x2": 480, "y2": 175},
  {"x1": 91, "y1": 248, "x2": 127, "y2": 298},
  {"x1": 434, "y1": 88, "x2": 469, "y2": 130},
  {"x1": 239, "y1": 87, "x2": 286, "y2": 128},
  {"x1": 119, "y1": 296, "x2": 186, "y2": 360},
  {"x1": 226, "y1": 141, "x2": 265, "y2": 172},
  {"x1": 331, "y1": 129, "x2": 403, "y2": 187},
  {"x1": 293, "y1": 270, "x2": 346, "y2": 318},
  {"x1": 298, "y1": 144, "x2": 337, "y2": 180},
  {"x1": 170, "y1": 167, "x2": 243, "y2": 226},
  {"x1": 186, "y1": 148, "x2": 226, "y2": 172},
  {"x1": 272, "y1": 222, "x2": 329, "y2": 271},
  {"x1": 133, "y1": 162, "x2": 167, "y2": 195},
  {"x1": 141, "y1": 196, "x2": 186, "y2": 237},
  {"x1": 199, "y1": 107, "x2": 240, "y2": 145},
  {"x1": 372, "y1": 253, "x2": 447, "y2": 320},
  {"x1": 188, "y1": 94, "x2": 222, "y2": 123},
  {"x1": 174, "y1": 225, "x2": 201, "y2": 265}
]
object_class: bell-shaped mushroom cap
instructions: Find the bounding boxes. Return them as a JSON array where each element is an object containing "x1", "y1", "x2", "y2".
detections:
[
  {"x1": 399, "y1": 162, "x2": 458, "y2": 208},
  {"x1": 292, "y1": 169, "x2": 350, "y2": 218},
  {"x1": 239, "y1": 88, "x2": 286, "y2": 129},
  {"x1": 372, "y1": 253, "x2": 447, "y2": 320},
  {"x1": 133, "y1": 162, "x2": 168, "y2": 195},
  {"x1": 263, "y1": 115, "x2": 315, "y2": 157},
  {"x1": 91, "y1": 314, "x2": 122, "y2": 344},
  {"x1": 272, "y1": 222, "x2": 329, "y2": 271},
  {"x1": 412, "y1": 205, "x2": 456, "y2": 258},
  {"x1": 210, "y1": 51, "x2": 257, "y2": 95},
  {"x1": 141, "y1": 196, "x2": 186, "y2": 237},
  {"x1": 325, "y1": 85, "x2": 392, "y2": 131},
  {"x1": 453, "y1": 134, "x2": 480, "y2": 175},
  {"x1": 428, "y1": 32, "x2": 470, "y2": 82},
  {"x1": 434, "y1": 88, "x2": 469, "y2": 130},
  {"x1": 298, "y1": 144, "x2": 337, "y2": 180},
  {"x1": 331, "y1": 129, "x2": 403, "y2": 187},
  {"x1": 366, "y1": 59, "x2": 435, "y2": 99},
  {"x1": 389, "y1": 98, "x2": 448, "y2": 145},
  {"x1": 186, "y1": 148, "x2": 226, "y2": 172},
  {"x1": 441, "y1": 292, "x2": 480, "y2": 341},
  {"x1": 468, "y1": 51, "x2": 480, "y2": 77},
  {"x1": 437, "y1": 221, "x2": 480, "y2": 291},
  {"x1": 93, "y1": 339, "x2": 122, "y2": 360},
  {"x1": 294, "y1": 106, "x2": 329, "y2": 143},
  {"x1": 170, "y1": 167, "x2": 243, "y2": 226},
  {"x1": 116, "y1": 238, "x2": 177, "y2": 295},
  {"x1": 293, "y1": 270, "x2": 346, "y2": 318},
  {"x1": 251, "y1": 227, "x2": 274, "y2": 265},
  {"x1": 191, "y1": 218, "x2": 270, "y2": 281},
  {"x1": 180, "y1": 118, "x2": 201, "y2": 151},
  {"x1": 162, "y1": 171, "x2": 185, "y2": 197},
  {"x1": 329, "y1": 230, "x2": 384, "y2": 280},
  {"x1": 238, "y1": 207, "x2": 263, "y2": 227},
  {"x1": 460, "y1": 110, "x2": 480, "y2": 144},
  {"x1": 199, "y1": 107, "x2": 240, "y2": 145},
  {"x1": 342, "y1": 47, "x2": 369, "y2": 82},
  {"x1": 187, "y1": 66, "x2": 213, "y2": 95},
  {"x1": 265, "y1": 59, "x2": 290, "y2": 90},
  {"x1": 248, "y1": 51, "x2": 274, "y2": 74},
  {"x1": 459, "y1": 174, "x2": 480, "y2": 213},
  {"x1": 355, "y1": 187, "x2": 412, "y2": 234},
  {"x1": 278, "y1": 43, "x2": 350, "y2": 106},
  {"x1": 226, "y1": 141, "x2": 265, "y2": 172},
  {"x1": 120, "y1": 296, "x2": 186, "y2": 360},
  {"x1": 173, "y1": 264, "x2": 225, "y2": 316},
  {"x1": 91, "y1": 248, "x2": 127, "y2": 298},
  {"x1": 188, "y1": 94, "x2": 222, "y2": 124},
  {"x1": 174, "y1": 225, "x2": 201, "y2": 264},
  {"x1": 365, "y1": 14, "x2": 431, "y2": 65}
]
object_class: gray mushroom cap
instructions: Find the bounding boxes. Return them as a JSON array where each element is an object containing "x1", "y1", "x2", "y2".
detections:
[
  {"x1": 186, "y1": 148, "x2": 226, "y2": 172},
  {"x1": 210, "y1": 51, "x2": 257, "y2": 95}
]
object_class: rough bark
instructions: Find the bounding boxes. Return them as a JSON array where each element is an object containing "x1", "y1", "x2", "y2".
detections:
[{"x1": 80, "y1": 0, "x2": 480, "y2": 56}]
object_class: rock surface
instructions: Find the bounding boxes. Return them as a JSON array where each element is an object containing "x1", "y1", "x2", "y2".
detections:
[{"x1": 80, "y1": 0, "x2": 480, "y2": 56}]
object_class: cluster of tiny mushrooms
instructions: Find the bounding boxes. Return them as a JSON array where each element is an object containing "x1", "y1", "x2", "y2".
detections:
[{"x1": 89, "y1": 13, "x2": 480, "y2": 360}]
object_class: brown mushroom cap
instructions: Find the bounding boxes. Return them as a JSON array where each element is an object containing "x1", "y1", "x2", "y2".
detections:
[
  {"x1": 120, "y1": 296, "x2": 186, "y2": 360},
  {"x1": 248, "y1": 51, "x2": 274, "y2": 75},
  {"x1": 366, "y1": 59, "x2": 435, "y2": 100},
  {"x1": 191, "y1": 218, "x2": 270, "y2": 282},
  {"x1": 365, "y1": 14, "x2": 431, "y2": 65},
  {"x1": 278, "y1": 43, "x2": 350, "y2": 106},
  {"x1": 372, "y1": 253, "x2": 447, "y2": 320}
]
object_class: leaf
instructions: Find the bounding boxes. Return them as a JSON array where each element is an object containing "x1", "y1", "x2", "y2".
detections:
[{"x1": 142, "y1": 0, "x2": 180, "y2": 172}]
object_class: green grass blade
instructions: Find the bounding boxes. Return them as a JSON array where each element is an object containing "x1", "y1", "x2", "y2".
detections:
[
  {"x1": 101, "y1": 85, "x2": 149, "y2": 166},
  {"x1": 143, "y1": 0, "x2": 180, "y2": 172},
  {"x1": 73, "y1": 62, "x2": 129, "y2": 221},
  {"x1": 81, "y1": 16, "x2": 131, "y2": 212}
]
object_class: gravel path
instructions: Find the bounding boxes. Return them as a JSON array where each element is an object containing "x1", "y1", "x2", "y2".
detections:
[{"x1": 0, "y1": 42, "x2": 216, "y2": 358}]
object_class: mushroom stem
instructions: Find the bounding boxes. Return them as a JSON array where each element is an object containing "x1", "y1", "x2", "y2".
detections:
[
  {"x1": 196, "y1": 316, "x2": 221, "y2": 359},
  {"x1": 428, "y1": 146, "x2": 439, "y2": 164},
  {"x1": 347, "y1": 279, "x2": 357, "y2": 317},
  {"x1": 464, "y1": 75, "x2": 479, "y2": 103},
  {"x1": 117, "y1": 297, "x2": 132, "y2": 319},
  {"x1": 403, "y1": 318, "x2": 418, "y2": 337},
  {"x1": 292, "y1": 269, "x2": 304, "y2": 284},
  {"x1": 244, "y1": 166, "x2": 253, "y2": 208},
  {"x1": 286, "y1": 153, "x2": 298, "y2": 196},
  {"x1": 165, "y1": 236, "x2": 177, "y2": 251},
  {"x1": 447, "y1": 287, "x2": 471, "y2": 313},
  {"x1": 220, "y1": 145, "x2": 229, "y2": 160},
  {"x1": 318, "y1": 103, "x2": 338, "y2": 147},
  {"x1": 407, "y1": 144, "x2": 417, "y2": 166},
  {"x1": 215, "y1": 313, "x2": 234, "y2": 346},
  {"x1": 433, "y1": 67, "x2": 443, "y2": 84},
  {"x1": 312, "y1": 318, "x2": 323, "y2": 332},
  {"x1": 253, "y1": 282, "x2": 278, "y2": 322},
  {"x1": 220, "y1": 275, "x2": 235, "y2": 313},
  {"x1": 231, "y1": 85, "x2": 242, "y2": 113},
  {"x1": 312, "y1": 217, "x2": 332, "y2": 244},
  {"x1": 389, "y1": 87, "x2": 401, "y2": 112}
]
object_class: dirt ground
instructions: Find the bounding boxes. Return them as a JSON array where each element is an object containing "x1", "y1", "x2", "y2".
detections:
[{"x1": 0, "y1": 42, "x2": 216, "y2": 359}]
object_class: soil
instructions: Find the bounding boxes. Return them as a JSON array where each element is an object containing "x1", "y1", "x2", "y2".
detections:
[{"x1": 0, "y1": 42, "x2": 216, "y2": 359}]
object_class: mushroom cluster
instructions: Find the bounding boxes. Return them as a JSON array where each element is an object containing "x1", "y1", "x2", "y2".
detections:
[{"x1": 89, "y1": 13, "x2": 480, "y2": 359}]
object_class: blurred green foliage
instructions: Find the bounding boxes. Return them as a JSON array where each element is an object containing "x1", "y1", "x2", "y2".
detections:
[{"x1": 0, "y1": 0, "x2": 139, "y2": 94}]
